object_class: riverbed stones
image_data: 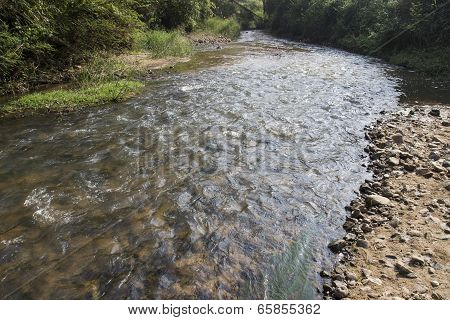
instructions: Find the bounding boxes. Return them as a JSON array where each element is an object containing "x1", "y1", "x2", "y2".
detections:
[
  {"x1": 344, "y1": 233, "x2": 357, "y2": 241},
  {"x1": 322, "y1": 283, "x2": 333, "y2": 293},
  {"x1": 322, "y1": 105, "x2": 449, "y2": 300}
]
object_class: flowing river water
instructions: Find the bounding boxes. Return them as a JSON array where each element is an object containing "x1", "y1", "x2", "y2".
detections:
[{"x1": 0, "y1": 31, "x2": 448, "y2": 299}]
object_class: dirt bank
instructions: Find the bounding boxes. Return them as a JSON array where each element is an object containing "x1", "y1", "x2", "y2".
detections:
[
  {"x1": 118, "y1": 54, "x2": 192, "y2": 74},
  {"x1": 322, "y1": 104, "x2": 449, "y2": 300}
]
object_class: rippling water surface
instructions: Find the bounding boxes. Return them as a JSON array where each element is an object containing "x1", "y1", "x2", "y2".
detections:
[{"x1": 0, "y1": 31, "x2": 403, "y2": 299}]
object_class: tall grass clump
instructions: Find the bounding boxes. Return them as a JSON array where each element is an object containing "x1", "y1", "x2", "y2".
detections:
[
  {"x1": 198, "y1": 17, "x2": 241, "y2": 39},
  {"x1": 76, "y1": 54, "x2": 141, "y2": 85},
  {"x1": 133, "y1": 30, "x2": 193, "y2": 58}
]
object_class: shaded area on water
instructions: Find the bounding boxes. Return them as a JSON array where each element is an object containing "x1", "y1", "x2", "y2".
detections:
[
  {"x1": 392, "y1": 69, "x2": 450, "y2": 105},
  {"x1": 0, "y1": 31, "x2": 408, "y2": 299}
]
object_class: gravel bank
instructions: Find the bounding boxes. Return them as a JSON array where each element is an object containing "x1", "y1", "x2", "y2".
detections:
[{"x1": 322, "y1": 104, "x2": 449, "y2": 300}]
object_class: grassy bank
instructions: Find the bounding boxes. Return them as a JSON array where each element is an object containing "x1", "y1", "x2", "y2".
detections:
[
  {"x1": 0, "y1": 29, "x2": 196, "y2": 118},
  {"x1": 1, "y1": 81, "x2": 144, "y2": 117},
  {"x1": 1, "y1": 1, "x2": 242, "y2": 118},
  {"x1": 0, "y1": 17, "x2": 242, "y2": 118}
]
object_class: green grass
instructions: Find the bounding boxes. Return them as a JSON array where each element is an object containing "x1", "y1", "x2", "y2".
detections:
[
  {"x1": 1, "y1": 80, "x2": 144, "y2": 117},
  {"x1": 133, "y1": 30, "x2": 193, "y2": 58},
  {"x1": 197, "y1": 17, "x2": 241, "y2": 40}
]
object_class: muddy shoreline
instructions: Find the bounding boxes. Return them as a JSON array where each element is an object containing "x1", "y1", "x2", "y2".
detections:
[{"x1": 321, "y1": 104, "x2": 449, "y2": 300}]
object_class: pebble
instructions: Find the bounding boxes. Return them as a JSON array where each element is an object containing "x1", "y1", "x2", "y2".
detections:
[
  {"x1": 333, "y1": 287, "x2": 349, "y2": 299},
  {"x1": 362, "y1": 268, "x2": 372, "y2": 278},
  {"x1": 431, "y1": 281, "x2": 439, "y2": 288},
  {"x1": 333, "y1": 280, "x2": 347, "y2": 289},
  {"x1": 407, "y1": 230, "x2": 423, "y2": 237},
  {"x1": 392, "y1": 134, "x2": 404, "y2": 144},
  {"x1": 332, "y1": 273, "x2": 346, "y2": 282},
  {"x1": 344, "y1": 233, "x2": 357, "y2": 241},
  {"x1": 432, "y1": 292, "x2": 444, "y2": 300},
  {"x1": 395, "y1": 262, "x2": 417, "y2": 278},
  {"x1": 428, "y1": 151, "x2": 440, "y2": 161},
  {"x1": 356, "y1": 239, "x2": 369, "y2": 248},
  {"x1": 429, "y1": 109, "x2": 440, "y2": 117},
  {"x1": 367, "y1": 276, "x2": 382, "y2": 286},
  {"x1": 323, "y1": 283, "x2": 333, "y2": 293},
  {"x1": 389, "y1": 217, "x2": 400, "y2": 228},
  {"x1": 320, "y1": 270, "x2": 331, "y2": 278},
  {"x1": 409, "y1": 255, "x2": 425, "y2": 267},
  {"x1": 366, "y1": 194, "x2": 391, "y2": 206},
  {"x1": 388, "y1": 157, "x2": 400, "y2": 166},
  {"x1": 345, "y1": 271, "x2": 357, "y2": 281}
]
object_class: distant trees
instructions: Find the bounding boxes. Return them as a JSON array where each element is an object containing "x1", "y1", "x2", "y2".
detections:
[
  {"x1": 212, "y1": 0, "x2": 264, "y2": 29},
  {"x1": 264, "y1": 0, "x2": 450, "y2": 55},
  {"x1": 134, "y1": 0, "x2": 213, "y2": 31}
]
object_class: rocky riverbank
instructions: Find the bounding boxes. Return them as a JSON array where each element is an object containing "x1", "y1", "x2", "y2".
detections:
[
  {"x1": 188, "y1": 34, "x2": 232, "y2": 50},
  {"x1": 322, "y1": 104, "x2": 449, "y2": 300}
]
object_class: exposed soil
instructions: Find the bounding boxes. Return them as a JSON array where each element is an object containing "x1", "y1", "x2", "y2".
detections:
[{"x1": 322, "y1": 104, "x2": 450, "y2": 300}]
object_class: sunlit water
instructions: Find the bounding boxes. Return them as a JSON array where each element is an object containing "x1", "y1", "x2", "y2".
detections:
[{"x1": 0, "y1": 31, "x2": 423, "y2": 299}]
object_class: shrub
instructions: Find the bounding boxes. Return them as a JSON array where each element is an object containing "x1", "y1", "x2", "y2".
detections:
[
  {"x1": 0, "y1": 0, "x2": 142, "y2": 95},
  {"x1": 197, "y1": 17, "x2": 241, "y2": 39}
]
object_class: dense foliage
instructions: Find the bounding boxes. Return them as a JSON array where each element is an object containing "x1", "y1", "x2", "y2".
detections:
[
  {"x1": 264, "y1": 0, "x2": 450, "y2": 73},
  {"x1": 0, "y1": 0, "x2": 216, "y2": 94}
]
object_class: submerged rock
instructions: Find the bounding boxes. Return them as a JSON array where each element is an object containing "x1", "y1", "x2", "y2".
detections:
[{"x1": 328, "y1": 239, "x2": 347, "y2": 253}]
